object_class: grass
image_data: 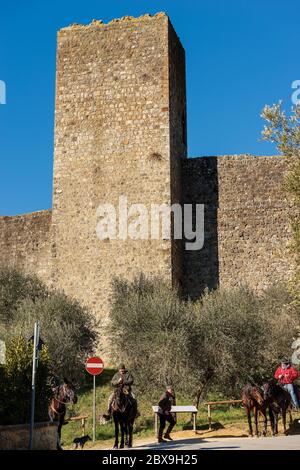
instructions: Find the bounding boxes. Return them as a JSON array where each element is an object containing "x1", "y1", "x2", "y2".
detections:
[{"x1": 61, "y1": 369, "x2": 247, "y2": 447}]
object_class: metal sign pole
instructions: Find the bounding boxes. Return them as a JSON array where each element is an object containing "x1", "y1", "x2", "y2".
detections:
[
  {"x1": 93, "y1": 374, "x2": 96, "y2": 442},
  {"x1": 29, "y1": 321, "x2": 39, "y2": 450},
  {"x1": 86, "y1": 356, "x2": 104, "y2": 444}
]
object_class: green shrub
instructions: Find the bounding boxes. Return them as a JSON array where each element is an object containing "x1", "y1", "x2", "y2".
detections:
[
  {"x1": 11, "y1": 294, "x2": 98, "y2": 381},
  {"x1": 108, "y1": 275, "x2": 298, "y2": 402},
  {"x1": 0, "y1": 336, "x2": 51, "y2": 425},
  {"x1": 0, "y1": 268, "x2": 47, "y2": 326},
  {"x1": 0, "y1": 267, "x2": 99, "y2": 382},
  {"x1": 107, "y1": 276, "x2": 196, "y2": 398}
]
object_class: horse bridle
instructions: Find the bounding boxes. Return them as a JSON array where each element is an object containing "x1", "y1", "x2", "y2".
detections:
[{"x1": 50, "y1": 384, "x2": 75, "y2": 414}]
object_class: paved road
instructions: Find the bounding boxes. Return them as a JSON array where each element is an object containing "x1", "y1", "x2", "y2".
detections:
[{"x1": 136, "y1": 435, "x2": 300, "y2": 450}]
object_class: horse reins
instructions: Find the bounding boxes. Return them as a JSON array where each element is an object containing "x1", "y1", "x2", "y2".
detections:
[{"x1": 50, "y1": 385, "x2": 75, "y2": 415}]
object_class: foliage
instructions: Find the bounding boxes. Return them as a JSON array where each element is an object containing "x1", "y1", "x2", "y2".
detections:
[
  {"x1": 108, "y1": 275, "x2": 298, "y2": 402},
  {"x1": 261, "y1": 102, "x2": 300, "y2": 297},
  {"x1": 0, "y1": 267, "x2": 47, "y2": 326},
  {"x1": 107, "y1": 276, "x2": 195, "y2": 397},
  {"x1": 0, "y1": 336, "x2": 51, "y2": 425},
  {"x1": 0, "y1": 267, "x2": 99, "y2": 381},
  {"x1": 11, "y1": 293, "x2": 98, "y2": 381}
]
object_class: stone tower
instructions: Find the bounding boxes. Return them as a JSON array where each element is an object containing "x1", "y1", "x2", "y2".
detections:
[{"x1": 51, "y1": 13, "x2": 187, "y2": 321}]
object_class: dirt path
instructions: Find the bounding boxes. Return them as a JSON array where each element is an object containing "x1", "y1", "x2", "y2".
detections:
[{"x1": 66, "y1": 419, "x2": 300, "y2": 451}]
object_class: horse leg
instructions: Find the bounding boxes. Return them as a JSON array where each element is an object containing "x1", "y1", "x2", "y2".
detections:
[
  {"x1": 269, "y1": 408, "x2": 275, "y2": 436},
  {"x1": 120, "y1": 421, "x2": 125, "y2": 449},
  {"x1": 254, "y1": 407, "x2": 259, "y2": 437},
  {"x1": 48, "y1": 407, "x2": 53, "y2": 423},
  {"x1": 113, "y1": 418, "x2": 119, "y2": 449},
  {"x1": 246, "y1": 408, "x2": 253, "y2": 437},
  {"x1": 282, "y1": 409, "x2": 288, "y2": 435},
  {"x1": 127, "y1": 421, "x2": 133, "y2": 448},
  {"x1": 124, "y1": 422, "x2": 129, "y2": 447},
  {"x1": 262, "y1": 410, "x2": 267, "y2": 437},
  {"x1": 289, "y1": 409, "x2": 293, "y2": 426},
  {"x1": 275, "y1": 413, "x2": 279, "y2": 435},
  {"x1": 57, "y1": 420, "x2": 63, "y2": 451}
]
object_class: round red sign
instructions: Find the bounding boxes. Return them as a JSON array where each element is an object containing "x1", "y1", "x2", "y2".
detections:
[{"x1": 85, "y1": 356, "x2": 104, "y2": 376}]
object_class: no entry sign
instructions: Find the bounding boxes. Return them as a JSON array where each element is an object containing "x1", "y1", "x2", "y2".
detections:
[
  {"x1": 86, "y1": 357, "x2": 104, "y2": 442},
  {"x1": 85, "y1": 356, "x2": 104, "y2": 376}
]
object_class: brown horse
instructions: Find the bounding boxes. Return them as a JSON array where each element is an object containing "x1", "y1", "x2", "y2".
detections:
[
  {"x1": 48, "y1": 379, "x2": 78, "y2": 449},
  {"x1": 263, "y1": 379, "x2": 292, "y2": 435},
  {"x1": 112, "y1": 384, "x2": 136, "y2": 449},
  {"x1": 242, "y1": 383, "x2": 268, "y2": 437}
]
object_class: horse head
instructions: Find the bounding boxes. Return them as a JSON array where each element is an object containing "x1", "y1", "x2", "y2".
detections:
[
  {"x1": 61, "y1": 378, "x2": 78, "y2": 404},
  {"x1": 242, "y1": 383, "x2": 265, "y2": 406},
  {"x1": 251, "y1": 385, "x2": 265, "y2": 406},
  {"x1": 263, "y1": 379, "x2": 277, "y2": 402},
  {"x1": 122, "y1": 385, "x2": 130, "y2": 395},
  {"x1": 112, "y1": 384, "x2": 128, "y2": 412}
]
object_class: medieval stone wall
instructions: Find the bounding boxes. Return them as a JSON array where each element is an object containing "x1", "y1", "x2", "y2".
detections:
[
  {"x1": 182, "y1": 155, "x2": 294, "y2": 299},
  {"x1": 0, "y1": 210, "x2": 52, "y2": 284},
  {"x1": 0, "y1": 14, "x2": 295, "y2": 341}
]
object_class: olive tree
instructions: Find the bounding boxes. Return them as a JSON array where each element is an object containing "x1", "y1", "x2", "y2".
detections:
[
  {"x1": 108, "y1": 275, "x2": 298, "y2": 402},
  {"x1": 261, "y1": 102, "x2": 300, "y2": 297}
]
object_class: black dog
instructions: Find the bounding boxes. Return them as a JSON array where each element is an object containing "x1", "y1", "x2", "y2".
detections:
[{"x1": 73, "y1": 435, "x2": 92, "y2": 449}]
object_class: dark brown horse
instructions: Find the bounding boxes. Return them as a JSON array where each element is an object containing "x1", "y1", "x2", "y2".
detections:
[
  {"x1": 48, "y1": 379, "x2": 78, "y2": 449},
  {"x1": 242, "y1": 383, "x2": 268, "y2": 437},
  {"x1": 112, "y1": 384, "x2": 136, "y2": 449},
  {"x1": 263, "y1": 379, "x2": 292, "y2": 435}
]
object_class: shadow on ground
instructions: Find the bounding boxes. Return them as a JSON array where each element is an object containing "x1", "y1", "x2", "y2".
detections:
[
  {"x1": 136, "y1": 437, "x2": 240, "y2": 450},
  {"x1": 288, "y1": 419, "x2": 300, "y2": 435}
]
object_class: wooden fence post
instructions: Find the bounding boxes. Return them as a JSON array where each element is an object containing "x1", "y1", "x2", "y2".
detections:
[{"x1": 208, "y1": 404, "x2": 212, "y2": 430}]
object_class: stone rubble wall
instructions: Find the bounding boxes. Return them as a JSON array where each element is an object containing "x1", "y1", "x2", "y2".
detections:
[{"x1": 182, "y1": 155, "x2": 294, "y2": 299}]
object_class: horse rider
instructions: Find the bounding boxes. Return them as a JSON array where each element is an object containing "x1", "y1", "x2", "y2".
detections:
[
  {"x1": 157, "y1": 385, "x2": 176, "y2": 443},
  {"x1": 274, "y1": 358, "x2": 299, "y2": 410},
  {"x1": 103, "y1": 363, "x2": 138, "y2": 420}
]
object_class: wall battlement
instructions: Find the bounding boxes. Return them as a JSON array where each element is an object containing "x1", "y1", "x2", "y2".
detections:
[{"x1": 59, "y1": 12, "x2": 168, "y2": 32}]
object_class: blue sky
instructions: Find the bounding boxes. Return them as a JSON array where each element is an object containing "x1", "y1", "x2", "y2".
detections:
[{"x1": 0, "y1": 0, "x2": 299, "y2": 215}]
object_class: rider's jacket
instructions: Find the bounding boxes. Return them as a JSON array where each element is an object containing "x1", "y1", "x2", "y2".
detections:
[
  {"x1": 274, "y1": 366, "x2": 299, "y2": 384},
  {"x1": 111, "y1": 370, "x2": 134, "y2": 390}
]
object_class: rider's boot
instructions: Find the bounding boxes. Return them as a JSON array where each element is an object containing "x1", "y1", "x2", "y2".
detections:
[{"x1": 103, "y1": 406, "x2": 112, "y2": 421}]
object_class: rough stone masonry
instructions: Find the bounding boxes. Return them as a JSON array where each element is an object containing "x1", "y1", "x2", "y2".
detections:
[{"x1": 0, "y1": 13, "x2": 294, "y2": 340}]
